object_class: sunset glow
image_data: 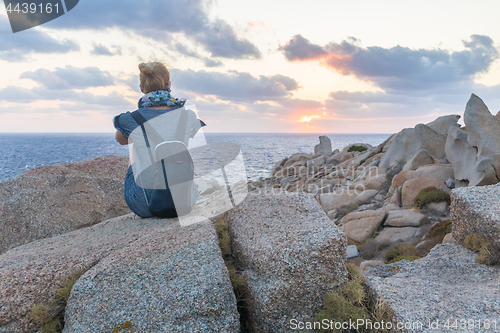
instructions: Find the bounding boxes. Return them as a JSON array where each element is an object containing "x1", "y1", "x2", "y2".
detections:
[{"x1": 298, "y1": 115, "x2": 321, "y2": 123}]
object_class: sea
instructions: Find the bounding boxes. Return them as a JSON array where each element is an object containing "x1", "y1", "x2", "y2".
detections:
[{"x1": 0, "y1": 133, "x2": 390, "y2": 182}]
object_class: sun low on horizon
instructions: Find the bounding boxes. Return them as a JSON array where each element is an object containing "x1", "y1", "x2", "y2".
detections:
[{"x1": 1, "y1": 0, "x2": 500, "y2": 133}]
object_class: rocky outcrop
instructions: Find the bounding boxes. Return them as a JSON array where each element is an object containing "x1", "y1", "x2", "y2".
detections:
[
  {"x1": 379, "y1": 124, "x2": 447, "y2": 169},
  {"x1": 0, "y1": 155, "x2": 130, "y2": 255},
  {"x1": 445, "y1": 94, "x2": 500, "y2": 187},
  {"x1": 225, "y1": 190, "x2": 347, "y2": 333},
  {"x1": 0, "y1": 214, "x2": 238, "y2": 333},
  {"x1": 451, "y1": 183, "x2": 500, "y2": 250},
  {"x1": 366, "y1": 244, "x2": 500, "y2": 332}
]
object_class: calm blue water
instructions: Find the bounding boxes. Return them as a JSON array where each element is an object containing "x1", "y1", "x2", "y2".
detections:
[{"x1": 0, "y1": 133, "x2": 390, "y2": 181}]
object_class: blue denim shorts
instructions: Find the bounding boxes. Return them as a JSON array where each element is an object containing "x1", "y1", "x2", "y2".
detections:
[{"x1": 124, "y1": 166, "x2": 154, "y2": 218}]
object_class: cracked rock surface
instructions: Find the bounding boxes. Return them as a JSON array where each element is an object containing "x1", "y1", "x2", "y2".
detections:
[
  {"x1": 0, "y1": 214, "x2": 238, "y2": 333},
  {"x1": 365, "y1": 244, "x2": 500, "y2": 333}
]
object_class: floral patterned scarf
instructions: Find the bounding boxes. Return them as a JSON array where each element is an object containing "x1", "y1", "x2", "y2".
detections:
[{"x1": 138, "y1": 89, "x2": 186, "y2": 108}]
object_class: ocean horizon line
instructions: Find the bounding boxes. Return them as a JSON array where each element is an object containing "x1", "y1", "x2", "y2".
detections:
[{"x1": 0, "y1": 132, "x2": 393, "y2": 135}]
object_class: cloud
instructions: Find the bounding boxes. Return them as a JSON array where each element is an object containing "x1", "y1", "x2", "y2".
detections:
[
  {"x1": 46, "y1": 0, "x2": 260, "y2": 60},
  {"x1": 279, "y1": 34, "x2": 328, "y2": 61},
  {"x1": 173, "y1": 69, "x2": 299, "y2": 102},
  {"x1": 0, "y1": 85, "x2": 133, "y2": 110},
  {"x1": 280, "y1": 34, "x2": 499, "y2": 91},
  {"x1": 280, "y1": 34, "x2": 500, "y2": 124},
  {"x1": 90, "y1": 44, "x2": 122, "y2": 56},
  {"x1": 20, "y1": 66, "x2": 115, "y2": 90},
  {"x1": 0, "y1": 31, "x2": 79, "y2": 62},
  {"x1": 174, "y1": 43, "x2": 224, "y2": 67},
  {"x1": 203, "y1": 58, "x2": 224, "y2": 67},
  {"x1": 194, "y1": 19, "x2": 261, "y2": 59}
]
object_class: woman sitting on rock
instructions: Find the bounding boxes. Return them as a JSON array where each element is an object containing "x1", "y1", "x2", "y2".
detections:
[{"x1": 113, "y1": 61, "x2": 205, "y2": 219}]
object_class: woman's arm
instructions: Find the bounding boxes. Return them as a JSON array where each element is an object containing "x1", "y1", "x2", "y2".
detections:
[{"x1": 115, "y1": 130, "x2": 128, "y2": 145}]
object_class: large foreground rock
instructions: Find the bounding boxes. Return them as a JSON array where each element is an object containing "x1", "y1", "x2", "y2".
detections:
[
  {"x1": 366, "y1": 244, "x2": 500, "y2": 333},
  {"x1": 0, "y1": 155, "x2": 130, "y2": 255},
  {"x1": 451, "y1": 183, "x2": 500, "y2": 249},
  {"x1": 64, "y1": 219, "x2": 237, "y2": 332},
  {"x1": 0, "y1": 215, "x2": 238, "y2": 333},
  {"x1": 226, "y1": 191, "x2": 347, "y2": 333}
]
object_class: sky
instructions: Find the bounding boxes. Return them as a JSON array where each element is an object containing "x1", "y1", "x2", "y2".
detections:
[{"x1": 1, "y1": 0, "x2": 500, "y2": 133}]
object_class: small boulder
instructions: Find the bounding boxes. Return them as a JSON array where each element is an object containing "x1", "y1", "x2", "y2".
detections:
[
  {"x1": 352, "y1": 189, "x2": 379, "y2": 206},
  {"x1": 442, "y1": 233, "x2": 455, "y2": 244},
  {"x1": 381, "y1": 203, "x2": 400, "y2": 212},
  {"x1": 387, "y1": 170, "x2": 414, "y2": 198},
  {"x1": 308, "y1": 155, "x2": 326, "y2": 168},
  {"x1": 363, "y1": 174, "x2": 387, "y2": 191},
  {"x1": 359, "y1": 260, "x2": 384, "y2": 271},
  {"x1": 422, "y1": 201, "x2": 450, "y2": 216},
  {"x1": 374, "y1": 227, "x2": 422, "y2": 245},
  {"x1": 346, "y1": 245, "x2": 359, "y2": 258},
  {"x1": 416, "y1": 239, "x2": 433, "y2": 251},
  {"x1": 412, "y1": 164, "x2": 455, "y2": 182},
  {"x1": 401, "y1": 177, "x2": 450, "y2": 208},
  {"x1": 319, "y1": 189, "x2": 360, "y2": 212},
  {"x1": 341, "y1": 210, "x2": 387, "y2": 244},
  {"x1": 402, "y1": 149, "x2": 434, "y2": 171},
  {"x1": 327, "y1": 209, "x2": 338, "y2": 220},
  {"x1": 389, "y1": 186, "x2": 402, "y2": 206},
  {"x1": 445, "y1": 177, "x2": 455, "y2": 189},
  {"x1": 384, "y1": 210, "x2": 426, "y2": 227}
]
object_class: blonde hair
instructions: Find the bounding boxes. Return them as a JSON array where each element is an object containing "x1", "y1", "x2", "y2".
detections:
[{"x1": 138, "y1": 61, "x2": 170, "y2": 94}]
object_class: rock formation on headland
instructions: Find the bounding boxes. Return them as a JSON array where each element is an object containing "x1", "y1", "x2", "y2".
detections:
[
  {"x1": 257, "y1": 95, "x2": 500, "y2": 248},
  {"x1": 1, "y1": 94, "x2": 500, "y2": 332}
]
